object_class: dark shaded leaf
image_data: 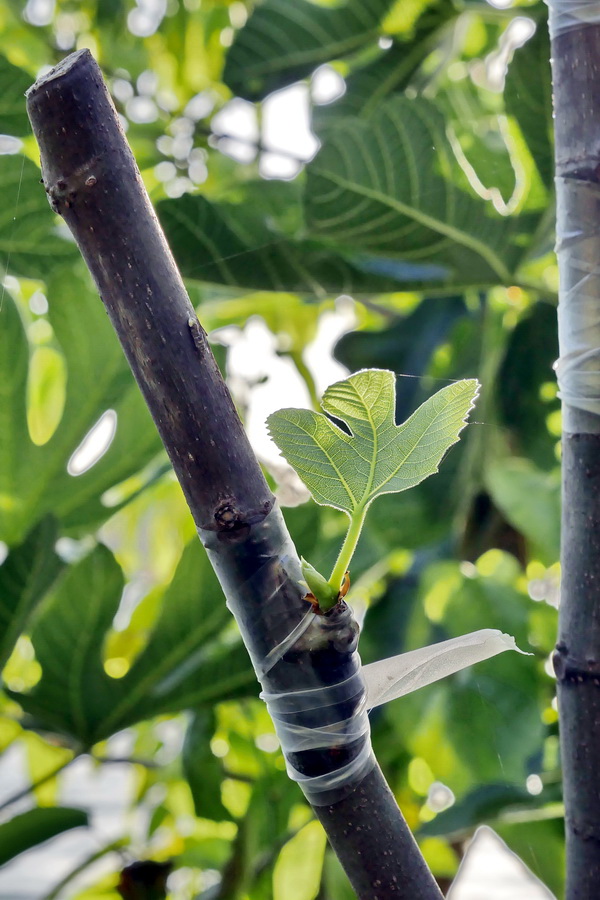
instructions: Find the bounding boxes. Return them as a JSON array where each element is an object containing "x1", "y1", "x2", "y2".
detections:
[
  {"x1": 442, "y1": 570, "x2": 546, "y2": 783},
  {"x1": 9, "y1": 542, "x2": 256, "y2": 744},
  {"x1": 418, "y1": 783, "x2": 534, "y2": 838},
  {"x1": 183, "y1": 710, "x2": 231, "y2": 821},
  {"x1": 0, "y1": 156, "x2": 76, "y2": 280},
  {"x1": 0, "y1": 806, "x2": 88, "y2": 867},
  {"x1": 306, "y1": 98, "x2": 525, "y2": 289},
  {"x1": 223, "y1": 0, "x2": 395, "y2": 101},
  {"x1": 0, "y1": 517, "x2": 62, "y2": 671},
  {"x1": 158, "y1": 192, "x2": 422, "y2": 296},
  {"x1": 496, "y1": 301, "x2": 559, "y2": 469},
  {"x1": 504, "y1": 21, "x2": 553, "y2": 188},
  {"x1": 117, "y1": 860, "x2": 172, "y2": 900},
  {"x1": 0, "y1": 55, "x2": 32, "y2": 136}
]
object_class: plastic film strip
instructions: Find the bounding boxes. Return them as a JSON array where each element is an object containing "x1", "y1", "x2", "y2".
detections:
[
  {"x1": 547, "y1": 0, "x2": 600, "y2": 37},
  {"x1": 555, "y1": 178, "x2": 600, "y2": 431}
]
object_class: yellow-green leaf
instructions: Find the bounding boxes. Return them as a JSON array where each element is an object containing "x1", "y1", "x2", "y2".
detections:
[{"x1": 268, "y1": 368, "x2": 478, "y2": 517}]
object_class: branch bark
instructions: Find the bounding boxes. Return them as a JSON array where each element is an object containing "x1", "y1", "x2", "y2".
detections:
[
  {"x1": 549, "y1": 16, "x2": 600, "y2": 898},
  {"x1": 26, "y1": 49, "x2": 443, "y2": 900}
]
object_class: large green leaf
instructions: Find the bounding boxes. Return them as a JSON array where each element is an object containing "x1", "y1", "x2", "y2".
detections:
[
  {"x1": 0, "y1": 272, "x2": 163, "y2": 545},
  {"x1": 504, "y1": 22, "x2": 553, "y2": 189},
  {"x1": 0, "y1": 517, "x2": 62, "y2": 671},
  {"x1": 8, "y1": 541, "x2": 255, "y2": 744},
  {"x1": 436, "y1": 80, "x2": 520, "y2": 212},
  {"x1": 183, "y1": 710, "x2": 231, "y2": 821},
  {"x1": 267, "y1": 369, "x2": 478, "y2": 516},
  {"x1": 0, "y1": 293, "x2": 29, "y2": 532},
  {"x1": 496, "y1": 300, "x2": 559, "y2": 470},
  {"x1": 0, "y1": 806, "x2": 88, "y2": 867},
  {"x1": 157, "y1": 192, "x2": 418, "y2": 296},
  {"x1": 0, "y1": 55, "x2": 32, "y2": 136},
  {"x1": 486, "y1": 459, "x2": 560, "y2": 565},
  {"x1": 306, "y1": 97, "x2": 525, "y2": 288},
  {"x1": 0, "y1": 156, "x2": 76, "y2": 280},
  {"x1": 312, "y1": 0, "x2": 458, "y2": 133},
  {"x1": 223, "y1": 0, "x2": 395, "y2": 100}
]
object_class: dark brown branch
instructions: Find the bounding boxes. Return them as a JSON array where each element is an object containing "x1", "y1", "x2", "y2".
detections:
[
  {"x1": 26, "y1": 49, "x2": 442, "y2": 900},
  {"x1": 550, "y1": 21, "x2": 600, "y2": 899}
]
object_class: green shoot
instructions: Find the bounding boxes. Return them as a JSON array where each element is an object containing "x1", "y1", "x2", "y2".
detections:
[{"x1": 268, "y1": 369, "x2": 479, "y2": 612}]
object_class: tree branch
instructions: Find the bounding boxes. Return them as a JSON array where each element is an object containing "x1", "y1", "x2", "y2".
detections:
[
  {"x1": 549, "y1": 14, "x2": 600, "y2": 898},
  {"x1": 26, "y1": 49, "x2": 442, "y2": 900}
]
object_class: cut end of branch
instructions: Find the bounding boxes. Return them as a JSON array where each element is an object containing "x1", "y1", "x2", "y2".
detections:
[{"x1": 26, "y1": 49, "x2": 94, "y2": 99}]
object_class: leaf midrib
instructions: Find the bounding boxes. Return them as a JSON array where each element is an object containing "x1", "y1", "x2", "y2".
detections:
[
  {"x1": 366, "y1": 393, "x2": 457, "y2": 503},
  {"x1": 309, "y1": 167, "x2": 512, "y2": 283},
  {"x1": 348, "y1": 381, "x2": 381, "y2": 513}
]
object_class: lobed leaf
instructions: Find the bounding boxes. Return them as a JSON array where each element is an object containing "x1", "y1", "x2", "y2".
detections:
[
  {"x1": 0, "y1": 272, "x2": 163, "y2": 546},
  {"x1": 7, "y1": 542, "x2": 255, "y2": 745},
  {"x1": 306, "y1": 97, "x2": 526, "y2": 288},
  {"x1": 267, "y1": 369, "x2": 478, "y2": 517}
]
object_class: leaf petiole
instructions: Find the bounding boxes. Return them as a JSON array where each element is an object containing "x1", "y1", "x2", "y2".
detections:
[{"x1": 328, "y1": 506, "x2": 367, "y2": 595}]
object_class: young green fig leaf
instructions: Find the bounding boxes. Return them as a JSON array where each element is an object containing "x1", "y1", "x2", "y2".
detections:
[
  {"x1": 300, "y1": 557, "x2": 339, "y2": 612},
  {"x1": 267, "y1": 369, "x2": 479, "y2": 517}
]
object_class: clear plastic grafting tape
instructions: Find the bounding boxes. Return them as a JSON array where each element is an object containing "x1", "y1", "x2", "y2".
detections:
[
  {"x1": 199, "y1": 503, "x2": 375, "y2": 806},
  {"x1": 362, "y1": 629, "x2": 526, "y2": 709},
  {"x1": 547, "y1": 0, "x2": 600, "y2": 37},
  {"x1": 554, "y1": 178, "x2": 600, "y2": 432},
  {"x1": 199, "y1": 503, "x2": 524, "y2": 805}
]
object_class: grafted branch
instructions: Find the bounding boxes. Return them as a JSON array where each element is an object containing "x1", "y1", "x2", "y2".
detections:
[
  {"x1": 26, "y1": 49, "x2": 442, "y2": 900},
  {"x1": 550, "y1": 16, "x2": 600, "y2": 898}
]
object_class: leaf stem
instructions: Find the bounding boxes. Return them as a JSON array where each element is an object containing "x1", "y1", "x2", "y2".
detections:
[{"x1": 328, "y1": 507, "x2": 367, "y2": 593}]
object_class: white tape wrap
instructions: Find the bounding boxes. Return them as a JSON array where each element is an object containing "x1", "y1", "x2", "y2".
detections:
[
  {"x1": 547, "y1": 0, "x2": 600, "y2": 37},
  {"x1": 555, "y1": 178, "x2": 600, "y2": 432},
  {"x1": 261, "y1": 668, "x2": 373, "y2": 801},
  {"x1": 200, "y1": 504, "x2": 375, "y2": 806},
  {"x1": 201, "y1": 505, "x2": 525, "y2": 805}
]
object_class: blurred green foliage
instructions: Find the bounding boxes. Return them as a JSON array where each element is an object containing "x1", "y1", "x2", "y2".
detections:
[{"x1": 0, "y1": 0, "x2": 560, "y2": 897}]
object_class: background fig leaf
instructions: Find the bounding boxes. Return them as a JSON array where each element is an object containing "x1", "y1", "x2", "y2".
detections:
[{"x1": 7, "y1": 541, "x2": 255, "y2": 745}]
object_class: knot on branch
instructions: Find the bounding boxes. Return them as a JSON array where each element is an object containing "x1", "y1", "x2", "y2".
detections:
[
  {"x1": 208, "y1": 497, "x2": 274, "y2": 542},
  {"x1": 566, "y1": 814, "x2": 600, "y2": 844},
  {"x1": 553, "y1": 642, "x2": 600, "y2": 686},
  {"x1": 44, "y1": 158, "x2": 101, "y2": 213}
]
